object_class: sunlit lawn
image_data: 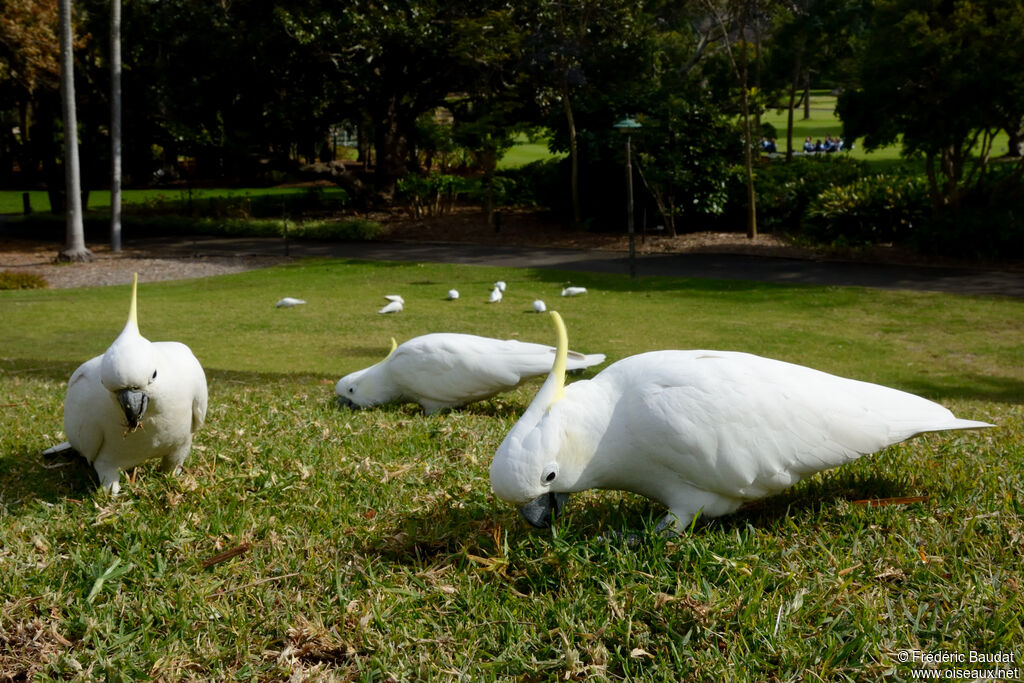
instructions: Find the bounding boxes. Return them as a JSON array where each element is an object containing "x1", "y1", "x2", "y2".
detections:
[{"x1": 1, "y1": 260, "x2": 1021, "y2": 679}]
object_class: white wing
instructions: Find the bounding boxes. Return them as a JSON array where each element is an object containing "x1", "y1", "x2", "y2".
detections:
[
  {"x1": 488, "y1": 287, "x2": 503, "y2": 303},
  {"x1": 383, "y1": 294, "x2": 405, "y2": 303},
  {"x1": 612, "y1": 350, "x2": 990, "y2": 500},
  {"x1": 378, "y1": 300, "x2": 403, "y2": 314},
  {"x1": 275, "y1": 297, "x2": 306, "y2": 308},
  {"x1": 387, "y1": 333, "x2": 604, "y2": 411}
]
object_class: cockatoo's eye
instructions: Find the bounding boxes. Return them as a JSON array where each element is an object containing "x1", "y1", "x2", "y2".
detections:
[
  {"x1": 348, "y1": 387, "x2": 354, "y2": 394},
  {"x1": 541, "y1": 462, "x2": 559, "y2": 485}
]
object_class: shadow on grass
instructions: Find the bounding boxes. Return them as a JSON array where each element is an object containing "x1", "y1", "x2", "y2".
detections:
[{"x1": 0, "y1": 448, "x2": 99, "y2": 510}]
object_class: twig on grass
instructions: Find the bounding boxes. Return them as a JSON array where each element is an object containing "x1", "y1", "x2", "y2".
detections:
[
  {"x1": 849, "y1": 495, "x2": 929, "y2": 507},
  {"x1": 201, "y1": 542, "x2": 252, "y2": 569}
]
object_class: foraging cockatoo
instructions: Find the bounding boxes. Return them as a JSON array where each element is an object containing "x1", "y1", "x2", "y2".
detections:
[
  {"x1": 44, "y1": 274, "x2": 208, "y2": 495},
  {"x1": 489, "y1": 312, "x2": 994, "y2": 533},
  {"x1": 561, "y1": 286, "x2": 587, "y2": 297},
  {"x1": 532, "y1": 300, "x2": 547, "y2": 313},
  {"x1": 275, "y1": 297, "x2": 306, "y2": 308},
  {"x1": 446, "y1": 289, "x2": 460, "y2": 300},
  {"x1": 378, "y1": 295, "x2": 404, "y2": 314},
  {"x1": 495, "y1": 281, "x2": 507, "y2": 293},
  {"x1": 488, "y1": 286, "x2": 503, "y2": 304},
  {"x1": 335, "y1": 333, "x2": 606, "y2": 415}
]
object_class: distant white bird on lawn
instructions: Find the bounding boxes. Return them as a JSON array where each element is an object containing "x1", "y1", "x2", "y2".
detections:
[
  {"x1": 43, "y1": 274, "x2": 208, "y2": 495},
  {"x1": 490, "y1": 312, "x2": 994, "y2": 533},
  {"x1": 532, "y1": 299, "x2": 547, "y2": 313},
  {"x1": 275, "y1": 297, "x2": 306, "y2": 308},
  {"x1": 488, "y1": 286, "x2": 503, "y2": 304},
  {"x1": 561, "y1": 286, "x2": 587, "y2": 297},
  {"x1": 379, "y1": 294, "x2": 404, "y2": 314},
  {"x1": 336, "y1": 332, "x2": 606, "y2": 415},
  {"x1": 495, "y1": 281, "x2": 507, "y2": 293},
  {"x1": 447, "y1": 289, "x2": 460, "y2": 300}
]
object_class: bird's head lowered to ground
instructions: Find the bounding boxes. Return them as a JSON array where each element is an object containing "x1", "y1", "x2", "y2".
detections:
[
  {"x1": 489, "y1": 311, "x2": 588, "y2": 529},
  {"x1": 99, "y1": 274, "x2": 158, "y2": 431},
  {"x1": 335, "y1": 338, "x2": 400, "y2": 409}
]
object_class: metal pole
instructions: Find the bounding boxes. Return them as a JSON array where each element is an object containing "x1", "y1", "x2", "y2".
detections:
[{"x1": 625, "y1": 135, "x2": 636, "y2": 278}]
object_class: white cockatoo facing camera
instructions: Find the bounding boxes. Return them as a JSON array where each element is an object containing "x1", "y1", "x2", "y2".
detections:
[
  {"x1": 489, "y1": 312, "x2": 994, "y2": 534},
  {"x1": 44, "y1": 274, "x2": 208, "y2": 495},
  {"x1": 335, "y1": 332, "x2": 606, "y2": 415}
]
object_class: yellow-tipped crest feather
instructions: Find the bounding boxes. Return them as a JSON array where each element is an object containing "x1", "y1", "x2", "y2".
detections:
[
  {"x1": 128, "y1": 273, "x2": 139, "y2": 327},
  {"x1": 386, "y1": 338, "x2": 398, "y2": 358},
  {"x1": 548, "y1": 310, "x2": 568, "y2": 405}
]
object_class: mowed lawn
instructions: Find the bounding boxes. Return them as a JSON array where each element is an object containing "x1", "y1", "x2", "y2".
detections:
[{"x1": 1, "y1": 259, "x2": 1021, "y2": 680}]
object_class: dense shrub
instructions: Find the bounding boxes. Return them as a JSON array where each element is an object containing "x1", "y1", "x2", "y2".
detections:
[
  {"x1": 493, "y1": 159, "x2": 564, "y2": 208},
  {"x1": 395, "y1": 174, "x2": 472, "y2": 217},
  {"x1": 0, "y1": 270, "x2": 47, "y2": 289},
  {"x1": 741, "y1": 155, "x2": 867, "y2": 233},
  {"x1": 804, "y1": 174, "x2": 929, "y2": 246}
]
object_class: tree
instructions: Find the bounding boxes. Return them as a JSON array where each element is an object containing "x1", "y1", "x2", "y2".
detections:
[
  {"x1": 635, "y1": 96, "x2": 739, "y2": 236},
  {"x1": 57, "y1": 0, "x2": 91, "y2": 261},
  {"x1": 109, "y1": 0, "x2": 121, "y2": 251},
  {"x1": 837, "y1": 0, "x2": 1024, "y2": 212}
]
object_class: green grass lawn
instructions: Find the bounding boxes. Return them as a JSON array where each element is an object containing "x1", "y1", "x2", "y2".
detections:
[
  {"x1": 1, "y1": 261, "x2": 1022, "y2": 679},
  {"x1": 0, "y1": 186, "x2": 349, "y2": 216}
]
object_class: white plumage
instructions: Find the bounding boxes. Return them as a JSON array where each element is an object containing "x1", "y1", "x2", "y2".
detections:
[
  {"x1": 490, "y1": 312, "x2": 994, "y2": 533},
  {"x1": 45, "y1": 274, "x2": 208, "y2": 495},
  {"x1": 336, "y1": 333, "x2": 606, "y2": 415},
  {"x1": 495, "y1": 281, "x2": 507, "y2": 293},
  {"x1": 378, "y1": 294, "x2": 404, "y2": 314},
  {"x1": 446, "y1": 289, "x2": 460, "y2": 300},
  {"x1": 561, "y1": 286, "x2": 587, "y2": 297},
  {"x1": 275, "y1": 297, "x2": 306, "y2": 308},
  {"x1": 488, "y1": 286, "x2": 503, "y2": 304},
  {"x1": 532, "y1": 299, "x2": 547, "y2": 313}
]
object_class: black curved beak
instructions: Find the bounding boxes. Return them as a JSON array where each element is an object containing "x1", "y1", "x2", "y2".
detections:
[
  {"x1": 117, "y1": 388, "x2": 148, "y2": 431},
  {"x1": 337, "y1": 396, "x2": 361, "y2": 410},
  {"x1": 518, "y1": 492, "x2": 571, "y2": 529}
]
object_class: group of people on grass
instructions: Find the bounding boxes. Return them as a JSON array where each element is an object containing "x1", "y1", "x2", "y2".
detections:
[{"x1": 760, "y1": 135, "x2": 850, "y2": 156}]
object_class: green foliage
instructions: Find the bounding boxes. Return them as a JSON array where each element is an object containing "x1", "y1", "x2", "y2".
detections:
[
  {"x1": 0, "y1": 263, "x2": 1021, "y2": 678},
  {"x1": 805, "y1": 174, "x2": 930, "y2": 246},
  {"x1": 493, "y1": 159, "x2": 564, "y2": 207},
  {"x1": 395, "y1": 173, "x2": 473, "y2": 218},
  {"x1": 0, "y1": 270, "x2": 47, "y2": 290}
]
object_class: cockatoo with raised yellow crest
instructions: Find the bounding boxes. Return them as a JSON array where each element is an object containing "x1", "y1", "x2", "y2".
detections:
[
  {"x1": 335, "y1": 333, "x2": 605, "y2": 415},
  {"x1": 43, "y1": 274, "x2": 208, "y2": 494},
  {"x1": 489, "y1": 312, "x2": 994, "y2": 533}
]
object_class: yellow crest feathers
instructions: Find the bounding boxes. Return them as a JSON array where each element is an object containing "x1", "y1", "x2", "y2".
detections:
[
  {"x1": 548, "y1": 310, "x2": 568, "y2": 405},
  {"x1": 386, "y1": 338, "x2": 398, "y2": 358},
  {"x1": 128, "y1": 273, "x2": 139, "y2": 327}
]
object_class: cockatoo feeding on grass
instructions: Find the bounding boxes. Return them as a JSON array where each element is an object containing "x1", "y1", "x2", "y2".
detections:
[
  {"x1": 489, "y1": 312, "x2": 994, "y2": 534},
  {"x1": 488, "y1": 286, "x2": 503, "y2": 304},
  {"x1": 43, "y1": 274, "x2": 208, "y2": 495},
  {"x1": 378, "y1": 295, "x2": 404, "y2": 314},
  {"x1": 275, "y1": 297, "x2": 306, "y2": 308},
  {"x1": 561, "y1": 286, "x2": 587, "y2": 297},
  {"x1": 446, "y1": 289, "x2": 460, "y2": 300},
  {"x1": 336, "y1": 333, "x2": 606, "y2": 415},
  {"x1": 532, "y1": 300, "x2": 547, "y2": 313}
]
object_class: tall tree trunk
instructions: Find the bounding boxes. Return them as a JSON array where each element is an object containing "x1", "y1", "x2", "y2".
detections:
[
  {"x1": 785, "y1": 50, "x2": 803, "y2": 162},
  {"x1": 373, "y1": 96, "x2": 409, "y2": 200},
  {"x1": 58, "y1": 0, "x2": 92, "y2": 262},
  {"x1": 739, "y1": 26, "x2": 757, "y2": 239},
  {"x1": 561, "y1": 80, "x2": 581, "y2": 230},
  {"x1": 110, "y1": 0, "x2": 123, "y2": 252},
  {"x1": 802, "y1": 75, "x2": 811, "y2": 120}
]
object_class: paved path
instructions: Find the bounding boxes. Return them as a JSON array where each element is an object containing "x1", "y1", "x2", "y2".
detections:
[{"x1": 139, "y1": 235, "x2": 1024, "y2": 298}]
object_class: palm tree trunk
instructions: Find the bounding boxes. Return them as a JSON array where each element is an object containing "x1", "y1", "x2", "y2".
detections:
[
  {"x1": 58, "y1": 0, "x2": 92, "y2": 261},
  {"x1": 110, "y1": 0, "x2": 123, "y2": 252}
]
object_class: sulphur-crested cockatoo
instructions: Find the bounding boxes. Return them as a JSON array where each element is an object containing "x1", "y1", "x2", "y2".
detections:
[
  {"x1": 490, "y1": 312, "x2": 994, "y2": 533},
  {"x1": 276, "y1": 297, "x2": 306, "y2": 308},
  {"x1": 336, "y1": 333, "x2": 606, "y2": 415},
  {"x1": 533, "y1": 300, "x2": 547, "y2": 313},
  {"x1": 44, "y1": 274, "x2": 208, "y2": 495},
  {"x1": 379, "y1": 294, "x2": 404, "y2": 314},
  {"x1": 561, "y1": 286, "x2": 587, "y2": 297},
  {"x1": 495, "y1": 281, "x2": 507, "y2": 293},
  {"x1": 488, "y1": 286, "x2": 503, "y2": 304},
  {"x1": 447, "y1": 289, "x2": 460, "y2": 300}
]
